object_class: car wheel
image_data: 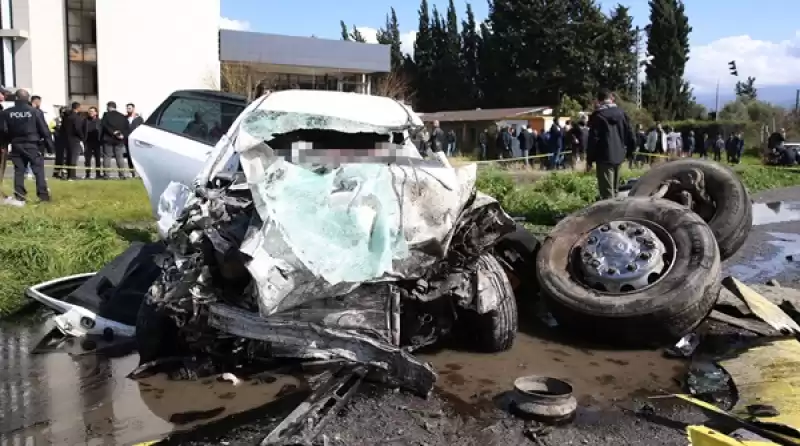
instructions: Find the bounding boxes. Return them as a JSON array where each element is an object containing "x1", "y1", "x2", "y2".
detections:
[
  {"x1": 536, "y1": 197, "x2": 721, "y2": 346},
  {"x1": 459, "y1": 253, "x2": 518, "y2": 352},
  {"x1": 628, "y1": 159, "x2": 752, "y2": 260}
]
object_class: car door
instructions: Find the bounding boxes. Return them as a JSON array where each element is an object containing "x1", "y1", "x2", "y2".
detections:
[{"x1": 129, "y1": 92, "x2": 245, "y2": 216}]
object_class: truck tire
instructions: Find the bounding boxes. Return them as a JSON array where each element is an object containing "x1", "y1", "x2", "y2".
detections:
[
  {"x1": 628, "y1": 159, "x2": 752, "y2": 260},
  {"x1": 536, "y1": 197, "x2": 721, "y2": 346},
  {"x1": 460, "y1": 253, "x2": 518, "y2": 352}
]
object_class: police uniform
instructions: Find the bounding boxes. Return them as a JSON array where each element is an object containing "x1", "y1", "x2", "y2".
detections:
[{"x1": 0, "y1": 100, "x2": 54, "y2": 201}]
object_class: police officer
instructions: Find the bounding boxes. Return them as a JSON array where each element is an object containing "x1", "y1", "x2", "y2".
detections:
[{"x1": 0, "y1": 89, "x2": 53, "y2": 201}]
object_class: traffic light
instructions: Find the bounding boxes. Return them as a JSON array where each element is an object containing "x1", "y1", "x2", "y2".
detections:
[{"x1": 729, "y1": 61, "x2": 738, "y2": 76}]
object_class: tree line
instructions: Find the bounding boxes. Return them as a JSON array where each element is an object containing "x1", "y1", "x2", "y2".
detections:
[{"x1": 341, "y1": 0, "x2": 695, "y2": 121}]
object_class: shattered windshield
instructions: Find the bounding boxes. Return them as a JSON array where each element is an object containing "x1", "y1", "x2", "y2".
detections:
[{"x1": 241, "y1": 110, "x2": 410, "y2": 142}]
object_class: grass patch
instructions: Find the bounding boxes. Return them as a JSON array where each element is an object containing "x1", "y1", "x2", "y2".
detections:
[
  {"x1": 0, "y1": 180, "x2": 154, "y2": 317},
  {"x1": 2, "y1": 158, "x2": 800, "y2": 317}
]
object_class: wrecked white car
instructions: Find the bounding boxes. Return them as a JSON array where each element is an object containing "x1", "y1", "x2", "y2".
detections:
[{"x1": 28, "y1": 90, "x2": 535, "y2": 396}]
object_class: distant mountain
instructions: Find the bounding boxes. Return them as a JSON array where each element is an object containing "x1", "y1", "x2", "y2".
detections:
[{"x1": 693, "y1": 85, "x2": 800, "y2": 110}]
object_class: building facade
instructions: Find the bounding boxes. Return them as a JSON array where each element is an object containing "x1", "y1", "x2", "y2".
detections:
[{"x1": 0, "y1": 0, "x2": 389, "y2": 118}]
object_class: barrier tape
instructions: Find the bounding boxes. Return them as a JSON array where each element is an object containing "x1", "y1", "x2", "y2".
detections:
[{"x1": 4, "y1": 161, "x2": 138, "y2": 173}]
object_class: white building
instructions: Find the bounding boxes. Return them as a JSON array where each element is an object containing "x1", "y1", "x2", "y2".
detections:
[
  {"x1": 0, "y1": 0, "x2": 389, "y2": 119},
  {"x1": 0, "y1": 0, "x2": 220, "y2": 117}
]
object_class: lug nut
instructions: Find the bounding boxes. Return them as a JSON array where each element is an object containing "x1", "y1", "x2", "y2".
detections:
[
  {"x1": 590, "y1": 259, "x2": 601, "y2": 267},
  {"x1": 583, "y1": 251, "x2": 593, "y2": 260},
  {"x1": 618, "y1": 223, "x2": 627, "y2": 230},
  {"x1": 600, "y1": 225, "x2": 610, "y2": 232},
  {"x1": 627, "y1": 263, "x2": 637, "y2": 271},
  {"x1": 607, "y1": 267, "x2": 617, "y2": 275},
  {"x1": 643, "y1": 238, "x2": 656, "y2": 248},
  {"x1": 639, "y1": 252, "x2": 650, "y2": 260},
  {"x1": 587, "y1": 236, "x2": 597, "y2": 244},
  {"x1": 634, "y1": 228, "x2": 644, "y2": 235}
]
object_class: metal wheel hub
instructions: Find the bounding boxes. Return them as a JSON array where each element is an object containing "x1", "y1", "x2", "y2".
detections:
[{"x1": 577, "y1": 220, "x2": 667, "y2": 293}]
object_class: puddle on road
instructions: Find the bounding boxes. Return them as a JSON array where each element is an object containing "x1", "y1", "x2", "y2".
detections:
[
  {"x1": 727, "y1": 231, "x2": 800, "y2": 282},
  {"x1": 753, "y1": 201, "x2": 800, "y2": 226},
  {"x1": 420, "y1": 327, "x2": 683, "y2": 409},
  {"x1": 0, "y1": 322, "x2": 305, "y2": 445}
]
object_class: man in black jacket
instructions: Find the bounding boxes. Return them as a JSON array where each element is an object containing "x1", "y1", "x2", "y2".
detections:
[
  {"x1": 125, "y1": 103, "x2": 143, "y2": 177},
  {"x1": 101, "y1": 101, "x2": 130, "y2": 179},
  {"x1": 0, "y1": 89, "x2": 54, "y2": 201},
  {"x1": 587, "y1": 89, "x2": 636, "y2": 200},
  {"x1": 84, "y1": 106, "x2": 102, "y2": 179},
  {"x1": 61, "y1": 101, "x2": 86, "y2": 180}
]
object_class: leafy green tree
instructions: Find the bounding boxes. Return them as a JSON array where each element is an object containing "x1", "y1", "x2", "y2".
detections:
[
  {"x1": 340, "y1": 20, "x2": 350, "y2": 40},
  {"x1": 599, "y1": 6, "x2": 638, "y2": 97},
  {"x1": 642, "y1": 0, "x2": 693, "y2": 120},
  {"x1": 735, "y1": 76, "x2": 758, "y2": 101}
]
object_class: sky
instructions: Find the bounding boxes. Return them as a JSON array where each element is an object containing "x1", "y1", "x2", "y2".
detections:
[{"x1": 220, "y1": 0, "x2": 800, "y2": 95}]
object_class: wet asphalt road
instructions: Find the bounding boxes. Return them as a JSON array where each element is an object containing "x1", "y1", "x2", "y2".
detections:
[{"x1": 3, "y1": 187, "x2": 800, "y2": 445}]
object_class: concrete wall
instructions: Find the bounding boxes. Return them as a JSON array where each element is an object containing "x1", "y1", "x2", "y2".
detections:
[
  {"x1": 95, "y1": 0, "x2": 220, "y2": 118},
  {"x1": 10, "y1": 0, "x2": 67, "y2": 104}
]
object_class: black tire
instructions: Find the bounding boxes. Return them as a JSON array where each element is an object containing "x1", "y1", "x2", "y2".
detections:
[
  {"x1": 536, "y1": 197, "x2": 721, "y2": 346},
  {"x1": 628, "y1": 159, "x2": 752, "y2": 260},
  {"x1": 493, "y1": 222, "x2": 541, "y2": 297},
  {"x1": 463, "y1": 253, "x2": 518, "y2": 352},
  {"x1": 135, "y1": 295, "x2": 179, "y2": 364}
]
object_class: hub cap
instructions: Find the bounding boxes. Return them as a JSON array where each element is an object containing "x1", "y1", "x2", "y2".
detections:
[{"x1": 577, "y1": 220, "x2": 667, "y2": 293}]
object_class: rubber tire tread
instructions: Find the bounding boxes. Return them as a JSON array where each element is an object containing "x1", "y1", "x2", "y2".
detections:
[
  {"x1": 628, "y1": 159, "x2": 752, "y2": 260},
  {"x1": 536, "y1": 197, "x2": 721, "y2": 346},
  {"x1": 472, "y1": 253, "x2": 519, "y2": 352}
]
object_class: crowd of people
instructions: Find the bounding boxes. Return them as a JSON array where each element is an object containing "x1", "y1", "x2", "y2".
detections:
[{"x1": 0, "y1": 88, "x2": 143, "y2": 203}]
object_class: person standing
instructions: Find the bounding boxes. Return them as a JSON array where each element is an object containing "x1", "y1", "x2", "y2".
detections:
[
  {"x1": 683, "y1": 130, "x2": 695, "y2": 158},
  {"x1": 587, "y1": 89, "x2": 636, "y2": 200},
  {"x1": 713, "y1": 134, "x2": 725, "y2": 162},
  {"x1": 734, "y1": 131, "x2": 745, "y2": 164},
  {"x1": 478, "y1": 129, "x2": 488, "y2": 160},
  {"x1": 84, "y1": 106, "x2": 102, "y2": 178},
  {"x1": 520, "y1": 126, "x2": 534, "y2": 167},
  {"x1": 0, "y1": 89, "x2": 53, "y2": 201},
  {"x1": 725, "y1": 134, "x2": 736, "y2": 163},
  {"x1": 547, "y1": 120, "x2": 563, "y2": 170},
  {"x1": 101, "y1": 101, "x2": 130, "y2": 179},
  {"x1": 125, "y1": 103, "x2": 143, "y2": 177},
  {"x1": 429, "y1": 120, "x2": 445, "y2": 154},
  {"x1": 61, "y1": 102, "x2": 86, "y2": 180},
  {"x1": 52, "y1": 106, "x2": 68, "y2": 179},
  {"x1": 570, "y1": 119, "x2": 588, "y2": 167},
  {"x1": 445, "y1": 129, "x2": 457, "y2": 156}
]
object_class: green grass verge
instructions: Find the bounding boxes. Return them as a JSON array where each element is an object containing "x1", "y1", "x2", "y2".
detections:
[
  {"x1": 0, "y1": 180, "x2": 154, "y2": 317},
  {"x1": 1, "y1": 159, "x2": 800, "y2": 317}
]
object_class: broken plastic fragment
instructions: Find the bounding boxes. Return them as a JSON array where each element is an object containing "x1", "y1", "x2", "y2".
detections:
[
  {"x1": 665, "y1": 333, "x2": 700, "y2": 358},
  {"x1": 157, "y1": 181, "x2": 193, "y2": 238}
]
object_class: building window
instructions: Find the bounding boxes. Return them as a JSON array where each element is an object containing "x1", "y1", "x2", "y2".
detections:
[{"x1": 66, "y1": 0, "x2": 97, "y2": 99}]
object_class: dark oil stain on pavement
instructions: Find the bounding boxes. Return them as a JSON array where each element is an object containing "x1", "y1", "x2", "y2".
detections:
[{"x1": 0, "y1": 322, "x2": 305, "y2": 445}]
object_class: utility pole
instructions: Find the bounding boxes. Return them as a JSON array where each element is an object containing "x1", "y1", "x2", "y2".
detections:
[
  {"x1": 714, "y1": 79, "x2": 720, "y2": 121},
  {"x1": 795, "y1": 89, "x2": 799, "y2": 114},
  {"x1": 634, "y1": 27, "x2": 643, "y2": 109}
]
